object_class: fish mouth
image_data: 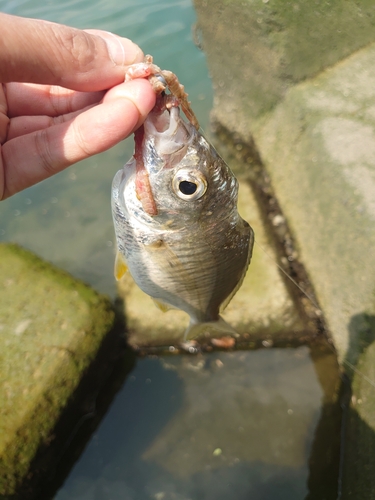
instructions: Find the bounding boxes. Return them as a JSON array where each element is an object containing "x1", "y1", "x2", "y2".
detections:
[
  {"x1": 134, "y1": 94, "x2": 193, "y2": 218},
  {"x1": 144, "y1": 94, "x2": 191, "y2": 155}
]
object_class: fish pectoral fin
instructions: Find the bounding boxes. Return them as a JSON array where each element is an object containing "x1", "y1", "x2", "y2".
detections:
[
  {"x1": 114, "y1": 251, "x2": 128, "y2": 281},
  {"x1": 183, "y1": 316, "x2": 238, "y2": 341},
  {"x1": 144, "y1": 237, "x2": 218, "y2": 318},
  {"x1": 144, "y1": 238, "x2": 198, "y2": 288},
  {"x1": 152, "y1": 298, "x2": 173, "y2": 313}
]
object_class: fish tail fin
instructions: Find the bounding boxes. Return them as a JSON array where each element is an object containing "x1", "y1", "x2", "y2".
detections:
[{"x1": 183, "y1": 316, "x2": 238, "y2": 341}]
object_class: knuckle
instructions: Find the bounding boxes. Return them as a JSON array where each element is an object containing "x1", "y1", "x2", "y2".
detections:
[
  {"x1": 0, "y1": 149, "x2": 5, "y2": 201},
  {"x1": 0, "y1": 84, "x2": 9, "y2": 145},
  {"x1": 48, "y1": 86, "x2": 73, "y2": 116},
  {"x1": 71, "y1": 119, "x2": 93, "y2": 158},
  {"x1": 54, "y1": 27, "x2": 96, "y2": 71},
  {"x1": 34, "y1": 129, "x2": 56, "y2": 176}
]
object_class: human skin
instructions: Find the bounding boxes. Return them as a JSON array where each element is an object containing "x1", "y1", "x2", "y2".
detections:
[{"x1": 0, "y1": 13, "x2": 156, "y2": 200}]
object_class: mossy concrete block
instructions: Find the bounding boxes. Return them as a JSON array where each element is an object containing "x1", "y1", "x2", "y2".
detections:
[
  {"x1": 0, "y1": 243, "x2": 115, "y2": 496},
  {"x1": 250, "y1": 42, "x2": 375, "y2": 363},
  {"x1": 194, "y1": 0, "x2": 375, "y2": 131},
  {"x1": 118, "y1": 180, "x2": 307, "y2": 348}
]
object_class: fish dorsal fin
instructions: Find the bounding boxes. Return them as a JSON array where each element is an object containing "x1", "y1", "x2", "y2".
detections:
[
  {"x1": 114, "y1": 251, "x2": 128, "y2": 281},
  {"x1": 219, "y1": 223, "x2": 255, "y2": 313}
]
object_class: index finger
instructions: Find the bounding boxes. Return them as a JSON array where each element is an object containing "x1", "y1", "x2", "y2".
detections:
[
  {"x1": 0, "y1": 14, "x2": 144, "y2": 91},
  {"x1": 5, "y1": 83, "x2": 104, "y2": 118},
  {"x1": 1, "y1": 78, "x2": 156, "y2": 199}
]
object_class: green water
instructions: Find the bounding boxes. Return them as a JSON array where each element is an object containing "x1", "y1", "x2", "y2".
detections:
[{"x1": 0, "y1": 1, "x2": 342, "y2": 499}]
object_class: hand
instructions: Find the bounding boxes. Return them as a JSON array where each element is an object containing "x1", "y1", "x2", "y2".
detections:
[{"x1": 0, "y1": 13, "x2": 156, "y2": 200}]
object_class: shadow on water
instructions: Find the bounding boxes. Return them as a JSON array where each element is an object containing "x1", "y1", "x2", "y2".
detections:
[
  {"x1": 304, "y1": 344, "x2": 344, "y2": 500},
  {"x1": 340, "y1": 407, "x2": 375, "y2": 500},
  {"x1": 346, "y1": 313, "x2": 375, "y2": 369},
  {"x1": 338, "y1": 313, "x2": 375, "y2": 500}
]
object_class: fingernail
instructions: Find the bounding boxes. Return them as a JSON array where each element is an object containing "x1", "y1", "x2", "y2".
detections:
[{"x1": 102, "y1": 32, "x2": 143, "y2": 66}]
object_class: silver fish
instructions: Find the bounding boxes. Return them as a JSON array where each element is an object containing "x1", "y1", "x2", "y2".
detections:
[{"x1": 112, "y1": 94, "x2": 254, "y2": 340}]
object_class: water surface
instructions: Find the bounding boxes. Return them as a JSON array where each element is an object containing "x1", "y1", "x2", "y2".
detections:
[{"x1": 55, "y1": 347, "x2": 339, "y2": 500}]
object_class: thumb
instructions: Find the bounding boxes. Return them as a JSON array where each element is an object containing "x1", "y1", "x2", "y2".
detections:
[{"x1": 0, "y1": 13, "x2": 144, "y2": 91}]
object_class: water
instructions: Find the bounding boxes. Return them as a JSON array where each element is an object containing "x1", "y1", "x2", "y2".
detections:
[
  {"x1": 54, "y1": 346, "x2": 340, "y2": 500},
  {"x1": 0, "y1": 1, "x2": 342, "y2": 498}
]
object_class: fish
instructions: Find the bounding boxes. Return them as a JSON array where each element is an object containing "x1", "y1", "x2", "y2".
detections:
[{"x1": 111, "y1": 90, "x2": 254, "y2": 341}]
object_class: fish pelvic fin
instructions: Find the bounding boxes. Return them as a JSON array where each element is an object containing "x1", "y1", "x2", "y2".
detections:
[
  {"x1": 114, "y1": 251, "x2": 128, "y2": 281},
  {"x1": 152, "y1": 298, "x2": 174, "y2": 313},
  {"x1": 183, "y1": 316, "x2": 238, "y2": 342}
]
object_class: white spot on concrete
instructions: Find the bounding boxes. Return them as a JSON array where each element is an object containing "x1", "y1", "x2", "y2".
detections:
[
  {"x1": 343, "y1": 165, "x2": 375, "y2": 220},
  {"x1": 315, "y1": 117, "x2": 375, "y2": 220},
  {"x1": 14, "y1": 319, "x2": 32, "y2": 336},
  {"x1": 319, "y1": 117, "x2": 375, "y2": 166},
  {"x1": 307, "y1": 91, "x2": 358, "y2": 114},
  {"x1": 272, "y1": 214, "x2": 285, "y2": 226}
]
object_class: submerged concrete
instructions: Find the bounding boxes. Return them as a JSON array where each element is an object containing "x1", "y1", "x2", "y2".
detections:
[{"x1": 0, "y1": 243, "x2": 115, "y2": 497}]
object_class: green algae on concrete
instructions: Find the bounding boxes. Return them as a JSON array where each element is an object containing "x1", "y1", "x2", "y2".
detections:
[
  {"x1": 118, "y1": 180, "x2": 308, "y2": 349},
  {"x1": 194, "y1": 0, "x2": 375, "y2": 133},
  {"x1": 0, "y1": 243, "x2": 115, "y2": 497}
]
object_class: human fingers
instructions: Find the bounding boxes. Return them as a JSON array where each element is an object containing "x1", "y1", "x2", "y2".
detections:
[
  {"x1": 1, "y1": 79, "x2": 156, "y2": 199},
  {"x1": 5, "y1": 83, "x2": 105, "y2": 118},
  {"x1": 0, "y1": 84, "x2": 8, "y2": 144},
  {"x1": 0, "y1": 13, "x2": 144, "y2": 91},
  {"x1": 7, "y1": 105, "x2": 96, "y2": 140}
]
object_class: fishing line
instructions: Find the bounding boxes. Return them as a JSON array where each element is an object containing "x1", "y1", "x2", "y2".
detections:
[
  {"x1": 254, "y1": 238, "x2": 375, "y2": 391},
  {"x1": 254, "y1": 239, "x2": 320, "y2": 309}
]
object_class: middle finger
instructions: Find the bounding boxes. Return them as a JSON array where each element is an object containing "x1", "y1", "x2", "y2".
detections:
[
  {"x1": 5, "y1": 82, "x2": 105, "y2": 117},
  {"x1": 7, "y1": 104, "x2": 96, "y2": 140}
]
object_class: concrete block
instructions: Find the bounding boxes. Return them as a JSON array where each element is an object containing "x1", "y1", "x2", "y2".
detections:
[
  {"x1": 252, "y1": 42, "x2": 375, "y2": 364},
  {"x1": 194, "y1": 0, "x2": 375, "y2": 130},
  {"x1": 0, "y1": 244, "x2": 115, "y2": 496}
]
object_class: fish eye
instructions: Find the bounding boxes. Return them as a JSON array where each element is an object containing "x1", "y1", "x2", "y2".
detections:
[
  {"x1": 172, "y1": 169, "x2": 207, "y2": 201},
  {"x1": 179, "y1": 181, "x2": 197, "y2": 195}
]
